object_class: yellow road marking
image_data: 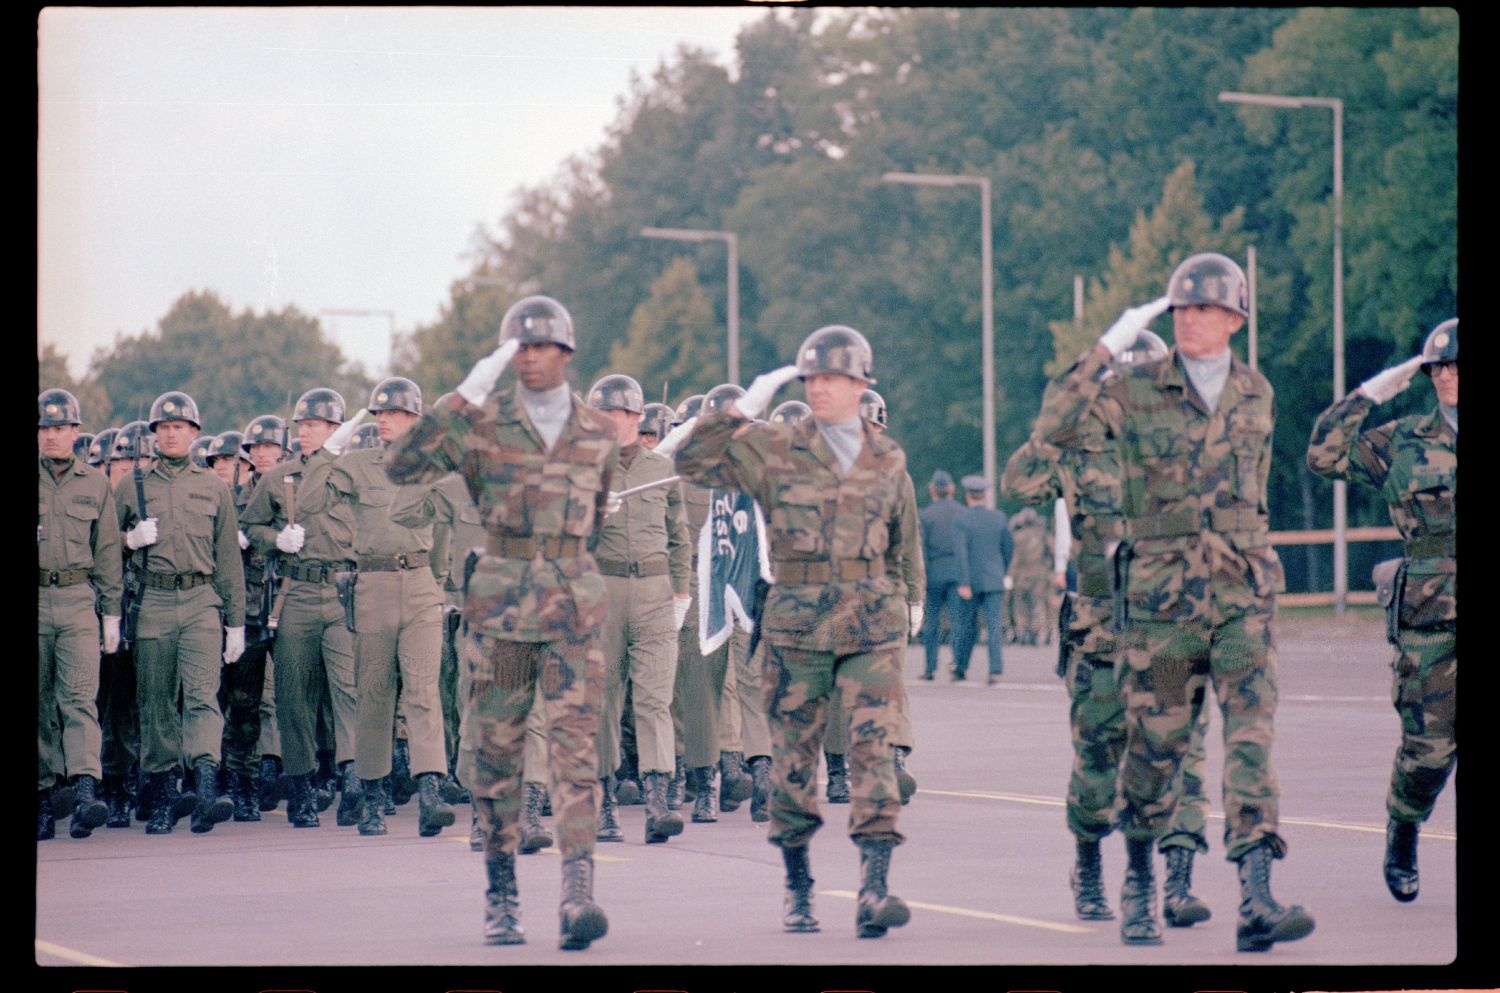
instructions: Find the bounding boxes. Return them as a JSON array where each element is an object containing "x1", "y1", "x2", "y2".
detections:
[
  {"x1": 819, "y1": 891, "x2": 1094, "y2": 934},
  {"x1": 35, "y1": 939, "x2": 124, "y2": 966}
]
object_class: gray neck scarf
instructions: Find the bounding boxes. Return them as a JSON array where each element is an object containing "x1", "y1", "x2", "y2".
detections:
[
  {"x1": 815, "y1": 417, "x2": 864, "y2": 474},
  {"x1": 1440, "y1": 403, "x2": 1457, "y2": 435},
  {"x1": 1181, "y1": 349, "x2": 1233, "y2": 412},
  {"x1": 520, "y1": 383, "x2": 573, "y2": 451}
]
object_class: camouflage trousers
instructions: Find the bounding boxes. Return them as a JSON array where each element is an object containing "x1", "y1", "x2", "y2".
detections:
[
  {"x1": 1118, "y1": 608, "x2": 1280, "y2": 861},
  {"x1": 762, "y1": 642, "x2": 906, "y2": 848},
  {"x1": 462, "y1": 633, "x2": 604, "y2": 859},
  {"x1": 440, "y1": 607, "x2": 462, "y2": 776},
  {"x1": 1387, "y1": 625, "x2": 1457, "y2": 823},
  {"x1": 1063, "y1": 594, "x2": 1208, "y2": 852},
  {"x1": 1011, "y1": 575, "x2": 1050, "y2": 642}
]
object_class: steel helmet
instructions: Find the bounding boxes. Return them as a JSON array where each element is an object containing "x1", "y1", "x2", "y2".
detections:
[
  {"x1": 639, "y1": 402, "x2": 674, "y2": 438},
  {"x1": 1166, "y1": 253, "x2": 1248, "y2": 318},
  {"x1": 587, "y1": 374, "x2": 645, "y2": 414},
  {"x1": 242, "y1": 414, "x2": 288, "y2": 453},
  {"x1": 673, "y1": 394, "x2": 706, "y2": 426},
  {"x1": 499, "y1": 295, "x2": 576, "y2": 351},
  {"x1": 858, "y1": 388, "x2": 887, "y2": 427},
  {"x1": 208, "y1": 431, "x2": 251, "y2": 464},
  {"x1": 367, "y1": 377, "x2": 423, "y2": 415},
  {"x1": 87, "y1": 428, "x2": 120, "y2": 467},
  {"x1": 39, "y1": 388, "x2": 82, "y2": 428},
  {"x1": 703, "y1": 383, "x2": 747, "y2": 415},
  {"x1": 1117, "y1": 329, "x2": 1170, "y2": 367},
  {"x1": 350, "y1": 423, "x2": 384, "y2": 450},
  {"x1": 769, "y1": 399, "x2": 811, "y2": 427},
  {"x1": 796, "y1": 325, "x2": 876, "y2": 384},
  {"x1": 188, "y1": 436, "x2": 215, "y2": 468},
  {"x1": 1420, "y1": 318, "x2": 1457, "y2": 372},
  {"x1": 73, "y1": 432, "x2": 95, "y2": 460},
  {"x1": 293, "y1": 388, "x2": 346, "y2": 424},
  {"x1": 112, "y1": 420, "x2": 156, "y2": 461},
  {"x1": 148, "y1": 391, "x2": 202, "y2": 430}
]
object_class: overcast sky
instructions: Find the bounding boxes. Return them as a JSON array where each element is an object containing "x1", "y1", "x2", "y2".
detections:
[{"x1": 37, "y1": 5, "x2": 770, "y2": 379}]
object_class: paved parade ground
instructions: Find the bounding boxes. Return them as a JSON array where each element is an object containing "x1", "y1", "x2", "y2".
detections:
[{"x1": 32, "y1": 608, "x2": 1482, "y2": 993}]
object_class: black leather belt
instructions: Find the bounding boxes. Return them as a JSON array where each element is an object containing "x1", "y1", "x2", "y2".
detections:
[
  {"x1": 596, "y1": 558, "x2": 669, "y2": 578},
  {"x1": 356, "y1": 553, "x2": 427, "y2": 572},
  {"x1": 142, "y1": 571, "x2": 212, "y2": 590},
  {"x1": 285, "y1": 560, "x2": 349, "y2": 584}
]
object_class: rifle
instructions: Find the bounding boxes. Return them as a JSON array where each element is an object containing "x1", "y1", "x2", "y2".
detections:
[
  {"x1": 266, "y1": 473, "x2": 296, "y2": 631},
  {"x1": 121, "y1": 432, "x2": 149, "y2": 650}
]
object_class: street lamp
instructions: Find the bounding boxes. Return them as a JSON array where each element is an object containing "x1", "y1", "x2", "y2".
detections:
[
  {"x1": 639, "y1": 227, "x2": 740, "y2": 385},
  {"x1": 883, "y1": 171, "x2": 996, "y2": 506},
  {"x1": 1218, "y1": 90, "x2": 1347, "y2": 614},
  {"x1": 320, "y1": 308, "x2": 396, "y2": 379}
]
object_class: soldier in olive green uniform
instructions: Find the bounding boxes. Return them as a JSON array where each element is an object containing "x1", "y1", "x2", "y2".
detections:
[
  {"x1": 38, "y1": 389, "x2": 123, "y2": 841},
  {"x1": 1307, "y1": 318, "x2": 1457, "y2": 904},
  {"x1": 386, "y1": 296, "x2": 616, "y2": 950},
  {"x1": 675, "y1": 325, "x2": 916, "y2": 940},
  {"x1": 240, "y1": 388, "x2": 359, "y2": 828},
  {"x1": 319, "y1": 377, "x2": 453, "y2": 837},
  {"x1": 241, "y1": 414, "x2": 289, "y2": 812},
  {"x1": 115, "y1": 391, "x2": 246, "y2": 835},
  {"x1": 1038, "y1": 254, "x2": 1313, "y2": 952}
]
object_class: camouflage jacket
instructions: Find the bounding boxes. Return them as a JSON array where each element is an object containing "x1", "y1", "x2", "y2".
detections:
[
  {"x1": 38, "y1": 455, "x2": 123, "y2": 614},
  {"x1": 594, "y1": 442, "x2": 691, "y2": 595},
  {"x1": 1306, "y1": 394, "x2": 1456, "y2": 627},
  {"x1": 1039, "y1": 345, "x2": 1282, "y2": 622},
  {"x1": 384, "y1": 388, "x2": 618, "y2": 642},
  {"x1": 674, "y1": 410, "x2": 911, "y2": 654}
]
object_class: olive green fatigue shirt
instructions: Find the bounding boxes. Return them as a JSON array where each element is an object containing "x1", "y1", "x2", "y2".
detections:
[
  {"x1": 324, "y1": 447, "x2": 435, "y2": 559},
  {"x1": 39, "y1": 455, "x2": 123, "y2": 612},
  {"x1": 240, "y1": 449, "x2": 356, "y2": 568},
  {"x1": 594, "y1": 444, "x2": 691, "y2": 594}
]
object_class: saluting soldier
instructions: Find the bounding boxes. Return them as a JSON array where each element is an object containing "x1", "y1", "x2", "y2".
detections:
[
  {"x1": 674, "y1": 325, "x2": 917, "y2": 939},
  {"x1": 386, "y1": 295, "x2": 616, "y2": 950},
  {"x1": 38, "y1": 389, "x2": 122, "y2": 840},
  {"x1": 1307, "y1": 317, "x2": 1458, "y2": 904},
  {"x1": 114, "y1": 391, "x2": 245, "y2": 835}
]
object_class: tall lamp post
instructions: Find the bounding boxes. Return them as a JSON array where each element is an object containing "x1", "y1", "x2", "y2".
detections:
[
  {"x1": 639, "y1": 227, "x2": 740, "y2": 385},
  {"x1": 1219, "y1": 90, "x2": 1347, "y2": 615},
  {"x1": 320, "y1": 307, "x2": 396, "y2": 379},
  {"x1": 883, "y1": 171, "x2": 995, "y2": 505}
]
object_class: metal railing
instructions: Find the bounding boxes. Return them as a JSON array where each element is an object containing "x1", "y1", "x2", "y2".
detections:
[{"x1": 1269, "y1": 526, "x2": 1400, "y2": 608}]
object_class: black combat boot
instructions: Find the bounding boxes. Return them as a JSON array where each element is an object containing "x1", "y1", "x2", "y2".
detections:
[
  {"x1": 229, "y1": 771, "x2": 260, "y2": 822},
  {"x1": 893, "y1": 746, "x2": 917, "y2": 805},
  {"x1": 1235, "y1": 840, "x2": 1314, "y2": 952},
  {"x1": 335, "y1": 760, "x2": 363, "y2": 827},
  {"x1": 102, "y1": 775, "x2": 132, "y2": 828},
  {"x1": 780, "y1": 843, "x2": 819, "y2": 933},
  {"x1": 856, "y1": 838, "x2": 911, "y2": 939},
  {"x1": 257, "y1": 755, "x2": 282, "y2": 812},
  {"x1": 719, "y1": 750, "x2": 752, "y2": 811},
  {"x1": 50, "y1": 780, "x2": 75, "y2": 821},
  {"x1": 145, "y1": 772, "x2": 176, "y2": 835},
  {"x1": 358, "y1": 778, "x2": 388, "y2": 836},
  {"x1": 541, "y1": 788, "x2": 553, "y2": 816},
  {"x1": 1070, "y1": 835, "x2": 1113, "y2": 920},
  {"x1": 748, "y1": 755, "x2": 772, "y2": 823},
  {"x1": 643, "y1": 771, "x2": 684, "y2": 844},
  {"x1": 1162, "y1": 846, "x2": 1211, "y2": 926},
  {"x1": 391, "y1": 739, "x2": 416, "y2": 806},
  {"x1": 190, "y1": 759, "x2": 234, "y2": 833},
  {"x1": 1383, "y1": 818, "x2": 1420, "y2": 902},
  {"x1": 519, "y1": 782, "x2": 553, "y2": 854},
  {"x1": 596, "y1": 776, "x2": 624, "y2": 842},
  {"x1": 68, "y1": 774, "x2": 109, "y2": 839},
  {"x1": 37, "y1": 789, "x2": 55, "y2": 841},
  {"x1": 417, "y1": 772, "x2": 455, "y2": 837},
  {"x1": 484, "y1": 852, "x2": 525, "y2": 945},
  {"x1": 381, "y1": 774, "x2": 398, "y2": 815},
  {"x1": 824, "y1": 751, "x2": 850, "y2": 804},
  {"x1": 172, "y1": 767, "x2": 199, "y2": 823},
  {"x1": 440, "y1": 773, "x2": 468, "y2": 805},
  {"x1": 690, "y1": 766, "x2": 718, "y2": 823},
  {"x1": 285, "y1": 773, "x2": 320, "y2": 828},
  {"x1": 615, "y1": 752, "x2": 642, "y2": 806},
  {"x1": 1119, "y1": 838, "x2": 1162, "y2": 945},
  {"x1": 313, "y1": 753, "x2": 337, "y2": 812},
  {"x1": 134, "y1": 769, "x2": 153, "y2": 824},
  {"x1": 558, "y1": 855, "x2": 608, "y2": 950},
  {"x1": 667, "y1": 755, "x2": 686, "y2": 811}
]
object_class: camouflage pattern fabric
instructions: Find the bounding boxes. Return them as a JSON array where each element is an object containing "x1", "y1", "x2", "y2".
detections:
[
  {"x1": 1007, "y1": 509, "x2": 1050, "y2": 643},
  {"x1": 1386, "y1": 626, "x2": 1456, "y2": 822}
]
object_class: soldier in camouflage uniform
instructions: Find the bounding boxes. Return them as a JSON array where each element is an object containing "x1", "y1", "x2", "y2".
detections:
[
  {"x1": 1003, "y1": 328, "x2": 1214, "y2": 928},
  {"x1": 386, "y1": 295, "x2": 616, "y2": 950},
  {"x1": 1036, "y1": 254, "x2": 1313, "y2": 952},
  {"x1": 1306, "y1": 317, "x2": 1457, "y2": 904},
  {"x1": 1007, "y1": 507, "x2": 1050, "y2": 645},
  {"x1": 675, "y1": 325, "x2": 917, "y2": 939},
  {"x1": 38, "y1": 389, "x2": 122, "y2": 841}
]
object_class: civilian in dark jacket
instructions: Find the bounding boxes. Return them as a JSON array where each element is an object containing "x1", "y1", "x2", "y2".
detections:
[
  {"x1": 917, "y1": 470, "x2": 964, "y2": 680},
  {"x1": 952, "y1": 475, "x2": 1013, "y2": 684}
]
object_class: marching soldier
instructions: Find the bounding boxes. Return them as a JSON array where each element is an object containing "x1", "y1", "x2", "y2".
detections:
[
  {"x1": 1036, "y1": 253, "x2": 1313, "y2": 952},
  {"x1": 241, "y1": 414, "x2": 289, "y2": 812},
  {"x1": 386, "y1": 295, "x2": 617, "y2": 950},
  {"x1": 675, "y1": 325, "x2": 917, "y2": 939},
  {"x1": 38, "y1": 389, "x2": 122, "y2": 840},
  {"x1": 114, "y1": 391, "x2": 245, "y2": 835},
  {"x1": 1007, "y1": 507, "x2": 1050, "y2": 645},
  {"x1": 1306, "y1": 318, "x2": 1457, "y2": 903}
]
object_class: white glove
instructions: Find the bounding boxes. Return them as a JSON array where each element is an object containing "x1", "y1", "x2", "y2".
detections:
[
  {"x1": 101, "y1": 615, "x2": 121, "y2": 654},
  {"x1": 734, "y1": 365, "x2": 801, "y2": 419},
  {"x1": 1003, "y1": 575, "x2": 1014, "y2": 591},
  {"x1": 276, "y1": 523, "x2": 306, "y2": 554},
  {"x1": 319, "y1": 409, "x2": 370, "y2": 457},
  {"x1": 908, "y1": 603, "x2": 924, "y2": 639},
  {"x1": 1099, "y1": 296, "x2": 1171, "y2": 358},
  {"x1": 223, "y1": 626, "x2": 245, "y2": 665},
  {"x1": 654, "y1": 417, "x2": 698, "y2": 459},
  {"x1": 238, "y1": 529, "x2": 250, "y2": 551},
  {"x1": 457, "y1": 339, "x2": 522, "y2": 406},
  {"x1": 673, "y1": 595, "x2": 692, "y2": 631},
  {"x1": 124, "y1": 518, "x2": 158, "y2": 550},
  {"x1": 1358, "y1": 355, "x2": 1425, "y2": 404}
]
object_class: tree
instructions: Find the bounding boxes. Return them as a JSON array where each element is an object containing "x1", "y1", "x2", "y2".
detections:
[{"x1": 611, "y1": 257, "x2": 724, "y2": 401}]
